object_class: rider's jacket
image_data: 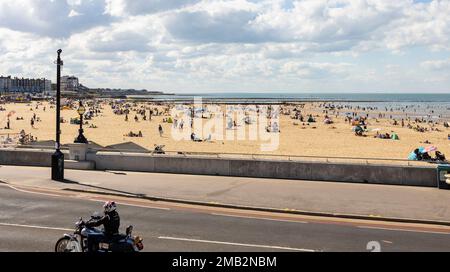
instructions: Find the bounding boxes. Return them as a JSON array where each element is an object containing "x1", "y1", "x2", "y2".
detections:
[{"x1": 87, "y1": 211, "x2": 120, "y2": 236}]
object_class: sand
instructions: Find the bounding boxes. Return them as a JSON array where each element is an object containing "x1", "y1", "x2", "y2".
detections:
[{"x1": 0, "y1": 100, "x2": 449, "y2": 162}]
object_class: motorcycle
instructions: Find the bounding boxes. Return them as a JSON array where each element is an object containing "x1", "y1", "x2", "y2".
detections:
[{"x1": 55, "y1": 213, "x2": 144, "y2": 252}]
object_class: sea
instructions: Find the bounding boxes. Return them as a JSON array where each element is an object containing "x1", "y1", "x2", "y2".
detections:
[
  {"x1": 127, "y1": 92, "x2": 450, "y2": 120},
  {"x1": 130, "y1": 92, "x2": 450, "y2": 103}
]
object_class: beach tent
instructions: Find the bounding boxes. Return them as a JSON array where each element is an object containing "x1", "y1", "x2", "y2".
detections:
[
  {"x1": 408, "y1": 146, "x2": 437, "y2": 160},
  {"x1": 408, "y1": 151, "x2": 418, "y2": 161},
  {"x1": 352, "y1": 126, "x2": 363, "y2": 133},
  {"x1": 391, "y1": 133, "x2": 399, "y2": 140},
  {"x1": 167, "y1": 117, "x2": 173, "y2": 124},
  {"x1": 408, "y1": 147, "x2": 425, "y2": 160}
]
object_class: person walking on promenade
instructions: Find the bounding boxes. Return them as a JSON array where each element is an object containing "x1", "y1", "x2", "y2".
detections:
[{"x1": 159, "y1": 125, "x2": 164, "y2": 137}]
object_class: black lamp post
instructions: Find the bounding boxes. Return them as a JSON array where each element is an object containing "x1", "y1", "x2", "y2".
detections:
[
  {"x1": 51, "y1": 49, "x2": 64, "y2": 181},
  {"x1": 74, "y1": 100, "x2": 88, "y2": 144}
]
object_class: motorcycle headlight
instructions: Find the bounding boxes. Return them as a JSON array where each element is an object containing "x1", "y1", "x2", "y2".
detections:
[{"x1": 134, "y1": 236, "x2": 144, "y2": 250}]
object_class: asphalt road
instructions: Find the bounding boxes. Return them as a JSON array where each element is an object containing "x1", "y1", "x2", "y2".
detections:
[{"x1": 1, "y1": 184, "x2": 450, "y2": 252}]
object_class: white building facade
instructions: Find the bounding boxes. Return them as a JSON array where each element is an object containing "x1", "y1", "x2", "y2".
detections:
[{"x1": 0, "y1": 76, "x2": 51, "y2": 93}]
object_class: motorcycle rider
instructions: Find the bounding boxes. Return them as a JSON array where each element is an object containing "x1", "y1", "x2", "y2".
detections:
[{"x1": 85, "y1": 201, "x2": 121, "y2": 252}]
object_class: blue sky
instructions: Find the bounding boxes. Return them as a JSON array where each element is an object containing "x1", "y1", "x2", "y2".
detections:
[{"x1": 0, "y1": 0, "x2": 449, "y2": 93}]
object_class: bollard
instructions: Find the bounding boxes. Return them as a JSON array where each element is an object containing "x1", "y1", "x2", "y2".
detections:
[{"x1": 437, "y1": 165, "x2": 450, "y2": 189}]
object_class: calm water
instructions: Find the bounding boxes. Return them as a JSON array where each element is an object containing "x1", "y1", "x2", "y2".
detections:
[
  {"x1": 133, "y1": 93, "x2": 450, "y2": 103},
  {"x1": 127, "y1": 92, "x2": 450, "y2": 120}
]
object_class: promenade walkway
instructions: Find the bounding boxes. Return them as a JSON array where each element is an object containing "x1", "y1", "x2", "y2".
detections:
[{"x1": 1, "y1": 165, "x2": 449, "y2": 223}]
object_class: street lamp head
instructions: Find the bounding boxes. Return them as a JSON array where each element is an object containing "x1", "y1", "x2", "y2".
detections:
[
  {"x1": 57, "y1": 49, "x2": 62, "y2": 54},
  {"x1": 77, "y1": 105, "x2": 86, "y2": 116},
  {"x1": 77, "y1": 101, "x2": 86, "y2": 115}
]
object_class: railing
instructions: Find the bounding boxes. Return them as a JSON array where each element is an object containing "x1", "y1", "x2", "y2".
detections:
[{"x1": 6, "y1": 144, "x2": 429, "y2": 166}]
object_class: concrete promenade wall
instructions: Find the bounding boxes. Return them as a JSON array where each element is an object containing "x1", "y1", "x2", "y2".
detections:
[
  {"x1": 0, "y1": 149, "x2": 438, "y2": 187},
  {"x1": 91, "y1": 151, "x2": 437, "y2": 187},
  {"x1": 0, "y1": 148, "x2": 55, "y2": 167}
]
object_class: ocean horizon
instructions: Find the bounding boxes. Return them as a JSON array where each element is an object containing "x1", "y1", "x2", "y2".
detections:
[{"x1": 132, "y1": 92, "x2": 450, "y2": 103}]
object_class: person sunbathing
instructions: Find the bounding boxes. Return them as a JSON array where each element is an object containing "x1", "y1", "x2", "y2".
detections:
[
  {"x1": 422, "y1": 152, "x2": 432, "y2": 161},
  {"x1": 191, "y1": 133, "x2": 203, "y2": 142},
  {"x1": 125, "y1": 131, "x2": 136, "y2": 137},
  {"x1": 435, "y1": 151, "x2": 446, "y2": 162}
]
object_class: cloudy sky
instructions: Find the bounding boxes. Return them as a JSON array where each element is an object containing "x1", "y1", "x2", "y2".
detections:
[{"x1": 0, "y1": 0, "x2": 449, "y2": 93}]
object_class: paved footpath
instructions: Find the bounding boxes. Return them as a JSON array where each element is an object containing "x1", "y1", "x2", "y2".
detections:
[{"x1": 1, "y1": 165, "x2": 450, "y2": 223}]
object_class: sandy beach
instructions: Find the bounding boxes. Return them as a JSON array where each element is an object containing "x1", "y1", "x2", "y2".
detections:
[{"x1": 0, "y1": 99, "x2": 448, "y2": 162}]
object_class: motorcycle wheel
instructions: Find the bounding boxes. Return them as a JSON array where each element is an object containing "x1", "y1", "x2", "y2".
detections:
[{"x1": 55, "y1": 237, "x2": 81, "y2": 252}]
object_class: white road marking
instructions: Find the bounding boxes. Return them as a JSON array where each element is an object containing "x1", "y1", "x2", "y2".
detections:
[
  {"x1": 357, "y1": 226, "x2": 450, "y2": 235},
  {"x1": 212, "y1": 213, "x2": 308, "y2": 224},
  {"x1": 5, "y1": 184, "x2": 64, "y2": 198},
  {"x1": 158, "y1": 236, "x2": 316, "y2": 252},
  {"x1": 2, "y1": 183, "x2": 170, "y2": 211},
  {"x1": 88, "y1": 198, "x2": 171, "y2": 211},
  {"x1": 0, "y1": 222, "x2": 72, "y2": 232}
]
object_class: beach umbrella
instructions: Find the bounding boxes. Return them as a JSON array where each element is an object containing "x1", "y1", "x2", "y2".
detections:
[
  {"x1": 423, "y1": 145, "x2": 437, "y2": 153},
  {"x1": 7, "y1": 111, "x2": 16, "y2": 117}
]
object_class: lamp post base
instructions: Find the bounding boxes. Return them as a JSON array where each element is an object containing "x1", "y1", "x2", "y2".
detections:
[
  {"x1": 51, "y1": 150, "x2": 64, "y2": 181},
  {"x1": 74, "y1": 129, "x2": 88, "y2": 144}
]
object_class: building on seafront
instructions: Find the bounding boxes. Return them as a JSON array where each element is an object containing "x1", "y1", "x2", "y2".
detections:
[
  {"x1": 1, "y1": 74, "x2": 164, "y2": 98},
  {"x1": 0, "y1": 76, "x2": 52, "y2": 94},
  {"x1": 61, "y1": 75, "x2": 80, "y2": 94}
]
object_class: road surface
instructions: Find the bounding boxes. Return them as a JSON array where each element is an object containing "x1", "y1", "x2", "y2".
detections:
[{"x1": 1, "y1": 184, "x2": 450, "y2": 252}]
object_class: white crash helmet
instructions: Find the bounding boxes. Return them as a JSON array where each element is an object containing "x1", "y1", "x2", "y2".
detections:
[{"x1": 103, "y1": 201, "x2": 117, "y2": 213}]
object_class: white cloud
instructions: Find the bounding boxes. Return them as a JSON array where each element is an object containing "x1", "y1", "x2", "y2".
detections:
[
  {"x1": 421, "y1": 59, "x2": 450, "y2": 70},
  {"x1": 0, "y1": 0, "x2": 449, "y2": 92},
  {"x1": 0, "y1": 0, "x2": 112, "y2": 37},
  {"x1": 68, "y1": 9, "x2": 82, "y2": 17},
  {"x1": 105, "y1": 0, "x2": 201, "y2": 16}
]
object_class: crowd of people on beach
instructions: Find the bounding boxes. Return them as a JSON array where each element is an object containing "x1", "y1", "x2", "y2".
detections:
[
  {"x1": 0, "y1": 98, "x2": 448, "y2": 163},
  {"x1": 125, "y1": 131, "x2": 143, "y2": 138}
]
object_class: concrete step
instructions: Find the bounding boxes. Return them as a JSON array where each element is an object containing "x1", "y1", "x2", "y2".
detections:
[{"x1": 64, "y1": 160, "x2": 95, "y2": 170}]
